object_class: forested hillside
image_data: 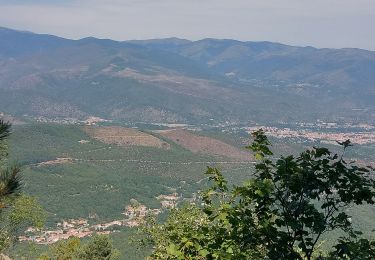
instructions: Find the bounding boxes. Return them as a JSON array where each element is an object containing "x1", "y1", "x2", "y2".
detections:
[{"x1": 0, "y1": 27, "x2": 374, "y2": 124}]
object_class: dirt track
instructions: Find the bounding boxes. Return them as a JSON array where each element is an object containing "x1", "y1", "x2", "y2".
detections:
[{"x1": 32, "y1": 157, "x2": 255, "y2": 167}]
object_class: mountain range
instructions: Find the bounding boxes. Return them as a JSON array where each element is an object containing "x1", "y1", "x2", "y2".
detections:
[{"x1": 0, "y1": 27, "x2": 374, "y2": 124}]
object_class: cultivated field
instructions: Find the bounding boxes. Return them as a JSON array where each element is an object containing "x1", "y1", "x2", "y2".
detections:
[{"x1": 85, "y1": 126, "x2": 170, "y2": 149}]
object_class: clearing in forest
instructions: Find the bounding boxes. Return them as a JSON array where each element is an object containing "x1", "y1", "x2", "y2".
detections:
[
  {"x1": 155, "y1": 129, "x2": 252, "y2": 160},
  {"x1": 85, "y1": 126, "x2": 170, "y2": 149}
]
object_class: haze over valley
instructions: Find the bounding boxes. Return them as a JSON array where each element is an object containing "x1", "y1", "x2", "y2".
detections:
[{"x1": 1, "y1": 27, "x2": 375, "y2": 126}]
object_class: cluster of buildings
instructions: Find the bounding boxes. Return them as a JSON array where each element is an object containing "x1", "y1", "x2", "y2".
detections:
[
  {"x1": 245, "y1": 126, "x2": 375, "y2": 145},
  {"x1": 19, "y1": 219, "x2": 93, "y2": 245},
  {"x1": 19, "y1": 194, "x2": 181, "y2": 245},
  {"x1": 33, "y1": 116, "x2": 81, "y2": 125},
  {"x1": 19, "y1": 218, "x2": 122, "y2": 245},
  {"x1": 122, "y1": 203, "x2": 161, "y2": 227},
  {"x1": 156, "y1": 193, "x2": 180, "y2": 208},
  {"x1": 31, "y1": 116, "x2": 111, "y2": 125},
  {"x1": 83, "y1": 116, "x2": 111, "y2": 125}
]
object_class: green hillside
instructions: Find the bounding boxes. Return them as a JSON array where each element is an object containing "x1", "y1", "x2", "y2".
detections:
[
  {"x1": 5, "y1": 123, "x2": 375, "y2": 258},
  {"x1": 9, "y1": 123, "x2": 253, "y2": 223}
]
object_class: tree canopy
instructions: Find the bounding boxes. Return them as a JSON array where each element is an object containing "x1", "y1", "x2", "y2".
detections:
[
  {"x1": 140, "y1": 129, "x2": 375, "y2": 259},
  {"x1": 0, "y1": 120, "x2": 45, "y2": 252},
  {"x1": 39, "y1": 235, "x2": 120, "y2": 260}
]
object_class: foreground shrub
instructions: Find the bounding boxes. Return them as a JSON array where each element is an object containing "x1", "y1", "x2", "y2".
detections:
[{"x1": 140, "y1": 130, "x2": 375, "y2": 259}]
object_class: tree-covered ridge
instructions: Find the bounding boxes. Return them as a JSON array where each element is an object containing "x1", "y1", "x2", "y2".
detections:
[
  {"x1": 140, "y1": 130, "x2": 375, "y2": 259},
  {"x1": 1, "y1": 27, "x2": 375, "y2": 124}
]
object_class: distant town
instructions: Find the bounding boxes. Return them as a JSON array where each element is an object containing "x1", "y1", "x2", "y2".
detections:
[{"x1": 245, "y1": 125, "x2": 375, "y2": 145}]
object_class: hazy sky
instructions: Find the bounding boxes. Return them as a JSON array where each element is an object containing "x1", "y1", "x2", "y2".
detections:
[{"x1": 0, "y1": 0, "x2": 374, "y2": 50}]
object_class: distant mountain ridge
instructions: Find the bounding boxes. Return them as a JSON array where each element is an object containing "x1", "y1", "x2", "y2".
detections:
[{"x1": 0, "y1": 27, "x2": 374, "y2": 124}]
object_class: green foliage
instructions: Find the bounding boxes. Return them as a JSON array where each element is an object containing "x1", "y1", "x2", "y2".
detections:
[
  {"x1": 76, "y1": 235, "x2": 120, "y2": 260},
  {"x1": 42, "y1": 237, "x2": 81, "y2": 260},
  {"x1": 242, "y1": 129, "x2": 375, "y2": 259},
  {"x1": 0, "y1": 166, "x2": 21, "y2": 207},
  {"x1": 0, "y1": 120, "x2": 46, "y2": 252},
  {"x1": 8, "y1": 195, "x2": 46, "y2": 232},
  {"x1": 0, "y1": 120, "x2": 11, "y2": 142},
  {"x1": 141, "y1": 129, "x2": 375, "y2": 259},
  {"x1": 138, "y1": 205, "x2": 216, "y2": 259},
  {"x1": 329, "y1": 237, "x2": 375, "y2": 259},
  {"x1": 40, "y1": 235, "x2": 120, "y2": 260}
]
